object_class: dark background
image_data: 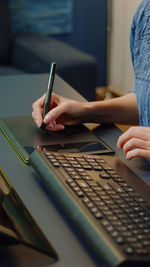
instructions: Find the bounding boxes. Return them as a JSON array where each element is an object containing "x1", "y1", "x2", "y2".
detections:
[{"x1": 53, "y1": 0, "x2": 107, "y2": 87}]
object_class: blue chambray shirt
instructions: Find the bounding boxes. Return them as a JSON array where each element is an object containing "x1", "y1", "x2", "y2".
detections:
[{"x1": 130, "y1": 0, "x2": 150, "y2": 126}]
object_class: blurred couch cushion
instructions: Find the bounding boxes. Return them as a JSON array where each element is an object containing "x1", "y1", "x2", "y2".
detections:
[
  {"x1": 0, "y1": 0, "x2": 11, "y2": 64},
  {"x1": 0, "y1": 66, "x2": 25, "y2": 75}
]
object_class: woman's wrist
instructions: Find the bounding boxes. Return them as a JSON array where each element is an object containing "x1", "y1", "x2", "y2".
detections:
[{"x1": 80, "y1": 101, "x2": 103, "y2": 123}]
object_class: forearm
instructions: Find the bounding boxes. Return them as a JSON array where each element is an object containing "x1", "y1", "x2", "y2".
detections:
[
  {"x1": 82, "y1": 92, "x2": 139, "y2": 125},
  {"x1": 33, "y1": 92, "x2": 139, "y2": 129}
]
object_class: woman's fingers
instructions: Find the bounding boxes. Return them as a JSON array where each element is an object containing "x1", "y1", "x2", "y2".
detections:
[
  {"x1": 126, "y1": 148, "x2": 150, "y2": 161},
  {"x1": 43, "y1": 101, "x2": 69, "y2": 125},
  {"x1": 117, "y1": 126, "x2": 150, "y2": 161},
  {"x1": 117, "y1": 126, "x2": 150, "y2": 148},
  {"x1": 123, "y1": 137, "x2": 150, "y2": 154},
  {"x1": 32, "y1": 94, "x2": 46, "y2": 127}
]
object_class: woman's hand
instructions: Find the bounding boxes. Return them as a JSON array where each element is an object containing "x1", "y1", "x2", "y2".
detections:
[
  {"x1": 117, "y1": 126, "x2": 150, "y2": 161},
  {"x1": 32, "y1": 93, "x2": 87, "y2": 131}
]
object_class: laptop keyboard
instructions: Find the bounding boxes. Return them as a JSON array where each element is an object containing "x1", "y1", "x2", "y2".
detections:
[{"x1": 30, "y1": 150, "x2": 150, "y2": 266}]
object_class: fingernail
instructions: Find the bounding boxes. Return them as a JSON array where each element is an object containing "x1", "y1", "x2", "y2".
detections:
[
  {"x1": 43, "y1": 115, "x2": 50, "y2": 124},
  {"x1": 58, "y1": 125, "x2": 65, "y2": 130},
  {"x1": 53, "y1": 121, "x2": 56, "y2": 126},
  {"x1": 46, "y1": 123, "x2": 54, "y2": 129},
  {"x1": 36, "y1": 119, "x2": 41, "y2": 128}
]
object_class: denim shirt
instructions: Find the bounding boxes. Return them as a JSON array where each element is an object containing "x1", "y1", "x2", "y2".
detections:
[{"x1": 130, "y1": 0, "x2": 150, "y2": 126}]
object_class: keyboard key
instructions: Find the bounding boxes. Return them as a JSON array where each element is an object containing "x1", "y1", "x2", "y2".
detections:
[
  {"x1": 136, "y1": 248, "x2": 149, "y2": 255},
  {"x1": 99, "y1": 171, "x2": 111, "y2": 179},
  {"x1": 100, "y1": 163, "x2": 113, "y2": 170},
  {"x1": 76, "y1": 191, "x2": 84, "y2": 197},
  {"x1": 94, "y1": 211, "x2": 103, "y2": 219},
  {"x1": 125, "y1": 247, "x2": 134, "y2": 255},
  {"x1": 76, "y1": 180, "x2": 89, "y2": 188},
  {"x1": 115, "y1": 236, "x2": 124, "y2": 244}
]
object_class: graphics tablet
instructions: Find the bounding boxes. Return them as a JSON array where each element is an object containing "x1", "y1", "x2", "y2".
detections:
[{"x1": 0, "y1": 116, "x2": 114, "y2": 164}]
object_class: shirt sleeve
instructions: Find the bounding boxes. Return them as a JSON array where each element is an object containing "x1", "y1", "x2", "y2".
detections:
[
  {"x1": 132, "y1": 2, "x2": 150, "y2": 82},
  {"x1": 129, "y1": 0, "x2": 150, "y2": 126}
]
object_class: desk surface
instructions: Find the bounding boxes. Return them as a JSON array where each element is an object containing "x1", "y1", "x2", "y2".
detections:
[
  {"x1": 0, "y1": 74, "x2": 150, "y2": 267},
  {"x1": 0, "y1": 73, "x2": 86, "y2": 117},
  {"x1": 0, "y1": 73, "x2": 99, "y2": 267}
]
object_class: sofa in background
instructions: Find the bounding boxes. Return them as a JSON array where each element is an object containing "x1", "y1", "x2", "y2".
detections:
[{"x1": 0, "y1": 0, "x2": 98, "y2": 100}]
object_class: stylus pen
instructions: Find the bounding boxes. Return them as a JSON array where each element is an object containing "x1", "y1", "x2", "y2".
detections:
[{"x1": 41, "y1": 62, "x2": 56, "y2": 130}]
